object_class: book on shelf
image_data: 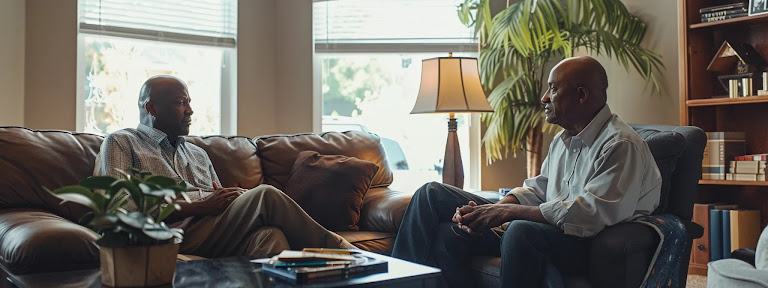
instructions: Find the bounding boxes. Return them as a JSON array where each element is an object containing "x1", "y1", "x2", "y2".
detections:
[
  {"x1": 710, "y1": 204, "x2": 738, "y2": 261},
  {"x1": 726, "y1": 173, "x2": 766, "y2": 181},
  {"x1": 728, "y1": 160, "x2": 767, "y2": 174},
  {"x1": 730, "y1": 210, "x2": 761, "y2": 252},
  {"x1": 701, "y1": 12, "x2": 749, "y2": 23},
  {"x1": 701, "y1": 7, "x2": 747, "y2": 18},
  {"x1": 702, "y1": 132, "x2": 746, "y2": 180},
  {"x1": 262, "y1": 251, "x2": 388, "y2": 284},
  {"x1": 736, "y1": 154, "x2": 768, "y2": 161},
  {"x1": 699, "y1": 2, "x2": 745, "y2": 14},
  {"x1": 722, "y1": 210, "x2": 732, "y2": 259}
]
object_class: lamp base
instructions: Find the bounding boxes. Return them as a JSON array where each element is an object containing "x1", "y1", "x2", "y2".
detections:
[{"x1": 442, "y1": 117, "x2": 464, "y2": 188}]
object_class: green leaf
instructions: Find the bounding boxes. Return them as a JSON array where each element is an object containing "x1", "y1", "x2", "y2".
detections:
[
  {"x1": 117, "y1": 212, "x2": 152, "y2": 229},
  {"x1": 156, "y1": 203, "x2": 181, "y2": 223},
  {"x1": 50, "y1": 192, "x2": 100, "y2": 212},
  {"x1": 142, "y1": 222, "x2": 174, "y2": 241},
  {"x1": 79, "y1": 176, "x2": 117, "y2": 190},
  {"x1": 90, "y1": 214, "x2": 119, "y2": 230}
]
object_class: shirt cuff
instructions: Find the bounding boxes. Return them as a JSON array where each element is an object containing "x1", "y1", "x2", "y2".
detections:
[
  {"x1": 507, "y1": 188, "x2": 542, "y2": 206},
  {"x1": 539, "y1": 199, "x2": 568, "y2": 229}
]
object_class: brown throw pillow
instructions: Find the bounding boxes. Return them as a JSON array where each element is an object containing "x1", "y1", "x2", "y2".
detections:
[{"x1": 283, "y1": 151, "x2": 379, "y2": 231}]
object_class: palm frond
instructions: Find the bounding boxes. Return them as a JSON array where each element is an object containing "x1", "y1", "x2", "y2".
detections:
[{"x1": 462, "y1": 0, "x2": 664, "y2": 164}]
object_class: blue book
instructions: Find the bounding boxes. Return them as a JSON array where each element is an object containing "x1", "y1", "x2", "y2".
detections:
[
  {"x1": 722, "y1": 210, "x2": 731, "y2": 259},
  {"x1": 710, "y1": 209, "x2": 723, "y2": 261}
]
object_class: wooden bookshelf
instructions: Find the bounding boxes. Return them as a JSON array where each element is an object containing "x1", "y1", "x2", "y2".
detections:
[
  {"x1": 699, "y1": 180, "x2": 768, "y2": 186},
  {"x1": 687, "y1": 95, "x2": 768, "y2": 106},
  {"x1": 679, "y1": 0, "x2": 768, "y2": 276},
  {"x1": 690, "y1": 13, "x2": 768, "y2": 29}
]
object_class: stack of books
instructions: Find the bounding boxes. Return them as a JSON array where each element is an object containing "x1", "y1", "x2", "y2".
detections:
[
  {"x1": 262, "y1": 249, "x2": 387, "y2": 284},
  {"x1": 727, "y1": 153, "x2": 768, "y2": 181},
  {"x1": 702, "y1": 132, "x2": 746, "y2": 180},
  {"x1": 700, "y1": 2, "x2": 748, "y2": 23}
]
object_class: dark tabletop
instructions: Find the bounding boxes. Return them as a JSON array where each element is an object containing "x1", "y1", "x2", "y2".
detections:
[{"x1": 11, "y1": 250, "x2": 441, "y2": 288}]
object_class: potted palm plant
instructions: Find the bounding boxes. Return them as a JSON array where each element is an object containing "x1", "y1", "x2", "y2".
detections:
[
  {"x1": 458, "y1": 0, "x2": 664, "y2": 177},
  {"x1": 47, "y1": 168, "x2": 189, "y2": 287}
]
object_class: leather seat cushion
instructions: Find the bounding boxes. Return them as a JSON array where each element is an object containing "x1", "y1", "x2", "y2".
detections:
[{"x1": 336, "y1": 231, "x2": 396, "y2": 256}]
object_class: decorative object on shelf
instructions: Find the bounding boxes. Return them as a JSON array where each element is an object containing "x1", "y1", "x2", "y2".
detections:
[
  {"x1": 750, "y1": 0, "x2": 768, "y2": 16},
  {"x1": 46, "y1": 168, "x2": 188, "y2": 287},
  {"x1": 411, "y1": 53, "x2": 493, "y2": 188},
  {"x1": 457, "y1": 0, "x2": 664, "y2": 177},
  {"x1": 709, "y1": 41, "x2": 767, "y2": 97},
  {"x1": 700, "y1": 2, "x2": 748, "y2": 22}
]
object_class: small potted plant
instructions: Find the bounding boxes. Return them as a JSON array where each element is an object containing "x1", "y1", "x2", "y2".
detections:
[{"x1": 47, "y1": 168, "x2": 189, "y2": 287}]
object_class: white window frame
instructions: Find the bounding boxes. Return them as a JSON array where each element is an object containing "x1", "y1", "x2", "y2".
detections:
[
  {"x1": 312, "y1": 42, "x2": 483, "y2": 191},
  {"x1": 75, "y1": 1, "x2": 238, "y2": 135}
]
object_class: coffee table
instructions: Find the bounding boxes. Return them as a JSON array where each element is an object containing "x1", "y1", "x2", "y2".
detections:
[{"x1": 9, "y1": 250, "x2": 441, "y2": 287}]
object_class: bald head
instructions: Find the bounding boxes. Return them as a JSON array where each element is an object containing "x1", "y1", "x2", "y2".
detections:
[
  {"x1": 541, "y1": 56, "x2": 609, "y2": 134},
  {"x1": 138, "y1": 75, "x2": 194, "y2": 139},
  {"x1": 550, "y1": 56, "x2": 608, "y2": 106},
  {"x1": 138, "y1": 75, "x2": 189, "y2": 126}
]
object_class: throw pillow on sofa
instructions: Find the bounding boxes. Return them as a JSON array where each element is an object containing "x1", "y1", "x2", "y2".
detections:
[{"x1": 283, "y1": 150, "x2": 379, "y2": 231}]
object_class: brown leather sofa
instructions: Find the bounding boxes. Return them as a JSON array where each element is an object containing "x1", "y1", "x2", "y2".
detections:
[{"x1": 0, "y1": 127, "x2": 412, "y2": 277}]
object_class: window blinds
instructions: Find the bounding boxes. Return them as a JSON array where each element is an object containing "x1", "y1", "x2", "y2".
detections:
[
  {"x1": 313, "y1": 0, "x2": 477, "y2": 53},
  {"x1": 79, "y1": 0, "x2": 237, "y2": 47}
]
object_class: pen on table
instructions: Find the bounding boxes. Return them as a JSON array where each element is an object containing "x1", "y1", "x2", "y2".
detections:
[{"x1": 273, "y1": 261, "x2": 351, "y2": 267}]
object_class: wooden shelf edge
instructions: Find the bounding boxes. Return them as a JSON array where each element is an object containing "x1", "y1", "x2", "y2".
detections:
[
  {"x1": 688, "y1": 263, "x2": 707, "y2": 276},
  {"x1": 690, "y1": 13, "x2": 768, "y2": 29},
  {"x1": 699, "y1": 180, "x2": 768, "y2": 186},
  {"x1": 687, "y1": 95, "x2": 768, "y2": 107}
]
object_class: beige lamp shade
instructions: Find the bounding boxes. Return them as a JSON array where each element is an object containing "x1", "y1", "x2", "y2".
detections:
[{"x1": 411, "y1": 56, "x2": 493, "y2": 114}]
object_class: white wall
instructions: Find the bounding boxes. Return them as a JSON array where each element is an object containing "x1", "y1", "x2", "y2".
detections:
[
  {"x1": 587, "y1": 0, "x2": 680, "y2": 126},
  {"x1": 237, "y1": 0, "x2": 278, "y2": 137},
  {"x1": 24, "y1": 0, "x2": 77, "y2": 130},
  {"x1": 0, "y1": 0, "x2": 26, "y2": 126}
]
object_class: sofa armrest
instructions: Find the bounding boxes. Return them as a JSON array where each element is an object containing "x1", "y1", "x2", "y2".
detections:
[
  {"x1": 358, "y1": 188, "x2": 412, "y2": 233},
  {"x1": 708, "y1": 258, "x2": 768, "y2": 288},
  {"x1": 588, "y1": 222, "x2": 659, "y2": 288},
  {"x1": 0, "y1": 209, "x2": 99, "y2": 275}
]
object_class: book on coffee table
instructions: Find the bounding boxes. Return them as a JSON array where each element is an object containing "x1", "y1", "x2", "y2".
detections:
[{"x1": 263, "y1": 251, "x2": 388, "y2": 284}]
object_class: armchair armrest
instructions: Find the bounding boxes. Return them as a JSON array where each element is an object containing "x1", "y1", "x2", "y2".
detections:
[
  {"x1": 0, "y1": 209, "x2": 99, "y2": 275},
  {"x1": 358, "y1": 188, "x2": 412, "y2": 233},
  {"x1": 588, "y1": 222, "x2": 659, "y2": 288}
]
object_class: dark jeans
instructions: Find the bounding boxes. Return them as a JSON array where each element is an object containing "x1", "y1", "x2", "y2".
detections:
[{"x1": 392, "y1": 182, "x2": 590, "y2": 288}]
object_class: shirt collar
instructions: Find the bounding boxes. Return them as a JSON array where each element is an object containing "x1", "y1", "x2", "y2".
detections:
[
  {"x1": 137, "y1": 124, "x2": 185, "y2": 146},
  {"x1": 559, "y1": 104, "x2": 613, "y2": 147}
]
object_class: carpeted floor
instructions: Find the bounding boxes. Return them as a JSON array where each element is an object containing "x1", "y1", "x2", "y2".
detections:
[{"x1": 687, "y1": 274, "x2": 706, "y2": 288}]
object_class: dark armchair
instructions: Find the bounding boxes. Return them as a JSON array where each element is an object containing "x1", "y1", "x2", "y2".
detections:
[{"x1": 469, "y1": 125, "x2": 706, "y2": 288}]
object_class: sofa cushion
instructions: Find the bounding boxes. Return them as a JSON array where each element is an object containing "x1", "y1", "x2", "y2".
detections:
[
  {"x1": 184, "y1": 136, "x2": 263, "y2": 189},
  {"x1": 0, "y1": 127, "x2": 104, "y2": 222},
  {"x1": 632, "y1": 128, "x2": 686, "y2": 215},
  {"x1": 756, "y1": 226, "x2": 768, "y2": 270},
  {"x1": 336, "y1": 231, "x2": 396, "y2": 256},
  {"x1": 0, "y1": 209, "x2": 100, "y2": 274},
  {"x1": 254, "y1": 131, "x2": 393, "y2": 190},
  {"x1": 283, "y1": 151, "x2": 378, "y2": 231}
]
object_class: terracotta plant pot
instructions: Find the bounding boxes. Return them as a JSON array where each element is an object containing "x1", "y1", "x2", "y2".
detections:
[{"x1": 99, "y1": 243, "x2": 180, "y2": 287}]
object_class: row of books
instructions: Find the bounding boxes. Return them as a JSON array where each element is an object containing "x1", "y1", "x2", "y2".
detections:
[
  {"x1": 261, "y1": 249, "x2": 387, "y2": 284},
  {"x1": 702, "y1": 132, "x2": 746, "y2": 180},
  {"x1": 726, "y1": 159, "x2": 767, "y2": 181},
  {"x1": 691, "y1": 203, "x2": 761, "y2": 262},
  {"x1": 700, "y1": 2, "x2": 748, "y2": 23}
]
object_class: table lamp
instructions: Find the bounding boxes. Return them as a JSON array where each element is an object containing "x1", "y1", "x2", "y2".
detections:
[{"x1": 410, "y1": 53, "x2": 493, "y2": 188}]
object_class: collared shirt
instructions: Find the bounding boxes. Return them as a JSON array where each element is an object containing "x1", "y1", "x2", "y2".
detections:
[
  {"x1": 93, "y1": 124, "x2": 220, "y2": 211},
  {"x1": 509, "y1": 105, "x2": 661, "y2": 237}
]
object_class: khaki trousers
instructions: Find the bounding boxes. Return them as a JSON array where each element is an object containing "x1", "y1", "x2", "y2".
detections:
[{"x1": 179, "y1": 184, "x2": 353, "y2": 258}]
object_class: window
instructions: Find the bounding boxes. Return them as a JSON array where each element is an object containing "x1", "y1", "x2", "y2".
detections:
[
  {"x1": 78, "y1": 0, "x2": 237, "y2": 136},
  {"x1": 313, "y1": 0, "x2": 481, "y2": 191}
]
